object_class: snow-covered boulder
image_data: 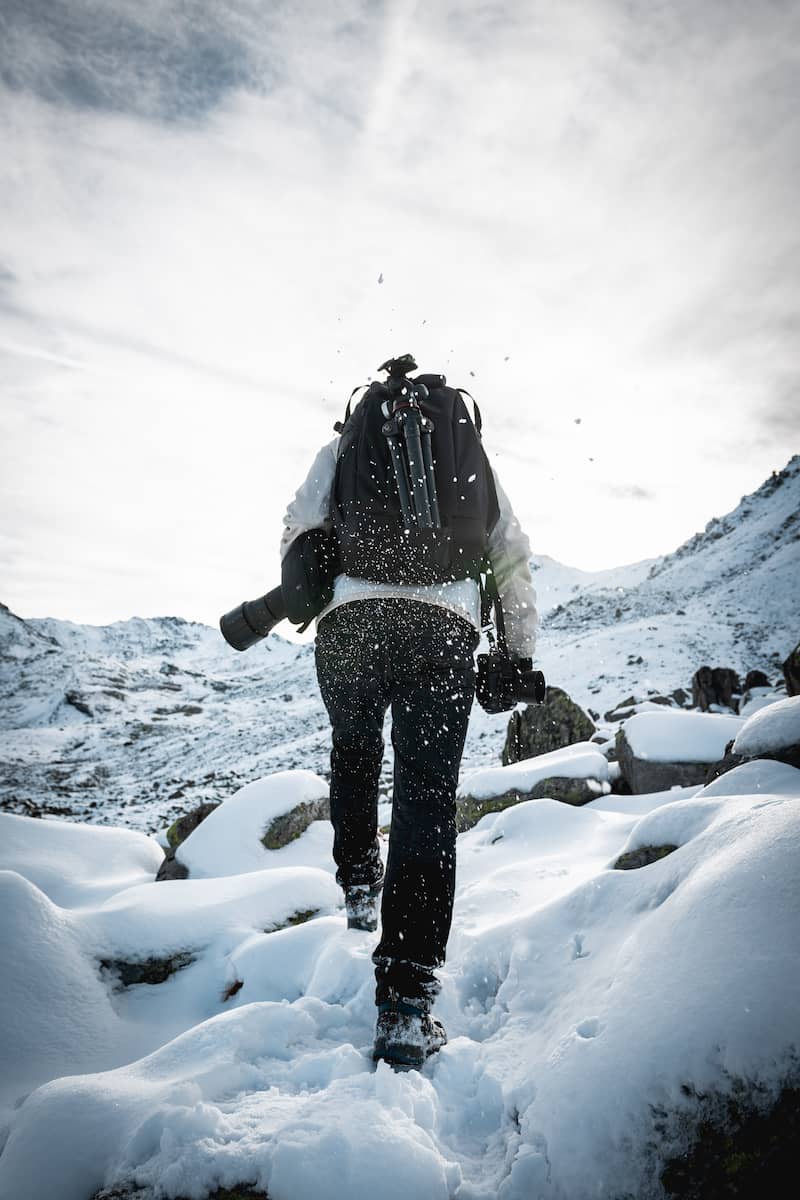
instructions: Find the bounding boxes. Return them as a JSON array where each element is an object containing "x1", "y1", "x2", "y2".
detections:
[
  {"x1": 732, "y1": 695, "x2": 800, "y2": 768},
  {"x1": 173, "y1": 770, "x2": 331, "y2": 879},
  {"x1": 457, "y1": 744, "x2": 610, "y2": 829},
  {"x1": 502, "y1": 686, "x2": 595, "y2": 765},
  {"x1": 706, "y1": 695, "x2": 800, "y2": 782},
  {"x1": 616, "y1": 710, "x2": 743, "y2": 794},
  {"x1": 0, "y1": 812, "x2": 164, "y2": 906}
]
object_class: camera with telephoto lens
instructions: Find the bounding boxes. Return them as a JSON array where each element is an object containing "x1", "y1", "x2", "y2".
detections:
[
  {"x1": 476, "y1": 652, "x2": 546, "y2": 714},
  {"x1": 220, "y1": 585, "x2": 286, "y2": 651}
]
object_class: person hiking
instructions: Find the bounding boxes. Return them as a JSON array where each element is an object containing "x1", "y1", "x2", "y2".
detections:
[{"x1": 280, "y1": 355, "x2": 539, "y2": 1068}]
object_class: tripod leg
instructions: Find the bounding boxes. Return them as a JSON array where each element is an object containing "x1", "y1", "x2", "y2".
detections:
[
  {"x1": 401, "y1": 413, "x2": 435, "y2": 528},
  {"x1": 385, "y1": 429, "x2": 416, "y2": 526},
  {"x1": 420, "y1": 426, "x2": 441, "y2": 528}
]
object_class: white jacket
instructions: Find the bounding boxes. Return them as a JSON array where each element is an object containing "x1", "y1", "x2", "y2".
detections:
[{"x1": 280, "y1": 435, "x2": 539, "y2": 659}]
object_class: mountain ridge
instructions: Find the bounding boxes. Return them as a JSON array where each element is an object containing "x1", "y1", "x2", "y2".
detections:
[{"x1": 1, "y1": 456, "x2": 797, "y2": 832}]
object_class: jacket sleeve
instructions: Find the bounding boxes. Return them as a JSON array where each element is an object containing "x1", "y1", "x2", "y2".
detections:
[
  {"x1": 279, "y1": 438, "x2": 338, "y2": 561},
  {"x1": 486, "y1": 468, "x2": 539, "y2": 660}
]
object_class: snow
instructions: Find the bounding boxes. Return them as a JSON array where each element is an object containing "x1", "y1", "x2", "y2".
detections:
[
  {"x1": 0, "y1": 812, "x2": 163, "y2": 908},
  {"x1": 733, "y1": 694, "x2": 800, "y2": 757},
  {"x1": 1, "y1": 761, "x2": 799, "y2": 1200},
  {"x1": 175, "y1": 770, "x2": 331, "y2": 878},
  {"x1": 623, "y1": 709, "x2": 743, "y2": 762},
  {"x1": 1, "y1": 458, "x2": 799, "y2": 1197},
  {"x1": 458, "y1": 743, "x2": 609, "y2": 800}
]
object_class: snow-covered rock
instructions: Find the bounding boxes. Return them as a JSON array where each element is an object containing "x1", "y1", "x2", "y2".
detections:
[
  {"x1": 616, "y1": 710, "x2": 743, "y2": 793},
  {"x1": 733, "y1": 695, "x2": 800, "y2": 764},
  {"x1": 457, "y1": 743, "x2": 611, "y2": 829},
  {"x1": 174, "y1": 770, "x2": 331, "y2": 879}
]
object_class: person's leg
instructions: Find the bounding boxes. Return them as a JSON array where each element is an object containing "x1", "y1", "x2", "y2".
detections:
[
  {"x1": 372, "y1": 603, "x2": 478, "y2": 1006},
  {"x1": 315, "y1": 604, "x2": 389, "y2": 892}
]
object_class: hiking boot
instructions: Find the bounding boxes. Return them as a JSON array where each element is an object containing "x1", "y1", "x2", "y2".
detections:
[
  {"x1": 345, "y1": 881, "x2": 383, "y2": 932},
  {"x1": 372, "y1": 997, "x2": 447, "y2": 1069}
]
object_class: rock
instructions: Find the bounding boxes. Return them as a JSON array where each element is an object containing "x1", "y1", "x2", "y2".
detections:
[
  {"x1": 691, "y1": 666, "x2": 741, "y2": 712},
  {"x1": 99, "y1": 952, "x2": 195, "y2": 988},
  {"x1": 783, "y1": 641, "x2": 800, "y2": 696},
  {"x1": 616, "y1": 728, "x2": 713, "y2": 793},
  {"x1": 705, "y1": 697, "x2": 800, "y2": 780},
  {"x1": 703, "y1": 740, "x2": 747, "y2": 784},
  {"x1": 167, "y1": 802, "x2": 221, "y2": 849},
  {"x1": 613, "y1": 844, "x2": 678, "y2": 870},
  {"x1": 457, "y1": 775, "x2": 605, "y2": 831},
  {"x1": 604, "y1": 694, "x2": 678, "y2": 722},
  {"x1": 93, "y1": 1187, "x2": 268, "y2": 1200},
  {"x1": 659, "y1": 1080, "x2": 800, "y2": 1200},
  {"x1": 155, "y1": 854, "x2": 189, "y2": 881},
  {"x1": 261, "y1": 796, "x2": 330, "y2": 850},
  {"x1": 743, "y1": 669, "x2": 771, "y2": 691},
  {"x1": 156, "y1": 801, "x2": 220, "y2": 881},
  {"x1": 64, "y1": 689, "x2": 93, "y2": 717},
  {"x1": 502, "y1": 686, "x2": 595, "y2": 765}
]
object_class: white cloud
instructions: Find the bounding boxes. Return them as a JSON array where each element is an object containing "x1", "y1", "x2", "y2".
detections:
[{"x1": 1, "y1": 0, "x2": 798, "y2": 622}]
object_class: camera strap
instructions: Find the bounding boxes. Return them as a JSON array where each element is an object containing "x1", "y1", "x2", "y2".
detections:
[{"x1": 480, "y1": 566, "x2": 509, "y2": 658}]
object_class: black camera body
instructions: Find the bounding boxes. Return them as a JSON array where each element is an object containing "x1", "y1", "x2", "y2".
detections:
[{"x1": 476, "y1": 652, "x2": 546, "y2": 714}]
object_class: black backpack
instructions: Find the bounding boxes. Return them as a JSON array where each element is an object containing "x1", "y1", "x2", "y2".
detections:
[{"x1": 330, "y1": 373, "x2": 500, "y2": 586}]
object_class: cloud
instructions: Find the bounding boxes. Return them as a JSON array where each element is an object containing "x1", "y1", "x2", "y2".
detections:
[
  {"x1": 604, "y1": 484, "x2": 656, "y2": 502},
  {"x1": 1, "y1": 0, "x2": 799, "y2": 618}
]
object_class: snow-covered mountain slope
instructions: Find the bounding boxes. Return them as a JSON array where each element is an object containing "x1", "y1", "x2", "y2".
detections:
[
  {"x1": 1, "y1": 456, "x2": 797, "y2": 833},
  {"x1": 541, "y1": 454, "x2": 799, "y2": 715}
]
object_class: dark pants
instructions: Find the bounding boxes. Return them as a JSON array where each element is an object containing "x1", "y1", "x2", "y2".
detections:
[{"x1": 315, "y1": 598, "x2": 478, "y2": 1004}]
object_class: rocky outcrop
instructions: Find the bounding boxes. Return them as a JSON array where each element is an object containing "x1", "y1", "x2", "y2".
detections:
[
  {"x1": 783, "y1": 641, "x2": 800, "y2": 696},
  {"x1": 743, "y1": 669, "x2": 771, "y2": 691},
  {"x1": 502, "y1": 687, "x2": 595, "y2": 765},
  {"x1": 93, "y1": 1186, "x2": 269, "y2": 1199},
  {"x1": 261, "y1": 796, "x2": 330, "y2": 850},
  {"x1": 457, "y1": 776, "x2": 604, "y2": 831},
  {"x1": 613, "y1": 844, "x2": 678, "y2": 870},
  {"x1": 706, "y1": 695, "x2": 800, "y2": 781},
  {"x1": 156, "y1": 801, "x2": 220, "y2": 881},
  {"x1": 691, "y1": 666, "x2": 741, "y2": 712},
  {"x1": 99, "y1": 952, "x2": 195, "y2": 989},
  {"x1": 616, "y1": 729, "x2": 712, "y2": 793}
]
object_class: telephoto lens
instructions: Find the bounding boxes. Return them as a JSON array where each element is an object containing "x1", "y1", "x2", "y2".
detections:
[{"x1": 219, "y1": 585, "x2": 286, "y2": 651}]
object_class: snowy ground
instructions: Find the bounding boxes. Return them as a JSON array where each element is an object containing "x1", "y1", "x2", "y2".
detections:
[{"x1": 1, "y1": 714, "x2": 799, "y2": 1199}]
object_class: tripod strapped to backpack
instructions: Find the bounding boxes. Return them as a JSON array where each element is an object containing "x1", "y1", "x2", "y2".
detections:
[{"x1": 378, "y1": 354, "x2": 442, "y2": 530}]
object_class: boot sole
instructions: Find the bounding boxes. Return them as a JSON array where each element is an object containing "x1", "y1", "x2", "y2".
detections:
[{"x1": 372, "y1": 1038, "x2": 445, "y2": 1069}]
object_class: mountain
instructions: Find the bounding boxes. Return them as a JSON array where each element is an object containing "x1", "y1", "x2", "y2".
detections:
[{"x1": 1, "y1": 456, "x2": 798, "y2": 833}]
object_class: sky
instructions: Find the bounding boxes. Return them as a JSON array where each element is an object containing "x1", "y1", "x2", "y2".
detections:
[
  {"x1": 2, "y1": 725, "x2": 799, "y2": 1197},
  {"x1": 1, "y1": 0, "x2": 798, "y2": 627}
]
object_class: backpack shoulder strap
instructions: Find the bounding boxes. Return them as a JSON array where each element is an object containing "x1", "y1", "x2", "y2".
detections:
[
  {"x1": 455, "y1": 388, "x2": 483, "y2": 436},
  {"x1": 334, "y1": 384, "x2": 369, "y2": 434}
]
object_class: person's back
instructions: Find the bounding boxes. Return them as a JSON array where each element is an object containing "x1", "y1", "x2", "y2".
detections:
[{"x1": 281, "y1": 355, "x2": 539, "y2": 1067}]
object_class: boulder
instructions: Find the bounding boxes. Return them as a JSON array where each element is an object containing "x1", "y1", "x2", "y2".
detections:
[
  {"x1": 783, "y1": 641, "x2": 800, "y2": 696},
  {"x1": 614, "y1": 710, "x2": 743, "y2": 794},
  {"x1": 705, "y1": 696, "x2": 800, "y2": 781},
  {"x1": 457, "y1": 745, "x2": 610, "y2": 829},
  {"x1": 731, "y1": 695, "x2": 800, "y2": 769},
  {"x1": 613, "y1": 844, "x2": 678, "y2": 870},
  {"x1": 743, "y1": 669, "x2": 771, "y2": 691},
  {"x1": 691, "y1": 666, "x2": 741, "y2": 712},
  {"x1": 156, "y1": 801, "x2": 220, "y2": 882},
  {"x1": 457, "y1": 776, "x2": 604, "y2": 831},
  {"x1": 502, "y1": 686, "x2": 595, "y2": 764},
  {"x1": 616, "y1": 729, "x2": 711, "y2": 793},
  {"x1": 169, "y1": 771, "x2": 331, "y2": 880},
  {"x1": 261, "y1": 795, "x2": 330, "y2": 850}
]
